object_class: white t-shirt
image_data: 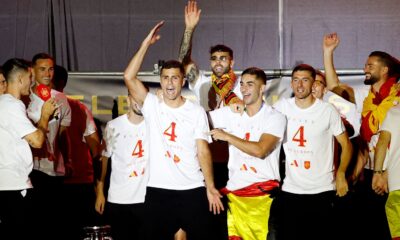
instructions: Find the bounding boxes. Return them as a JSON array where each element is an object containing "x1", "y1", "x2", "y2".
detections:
[
  {"x1": 189, "y1": 70, "x2": 242, "y2": 111},
  {"x1": 209, "y1": 105, "x2": 286, "y2": 191},
  {"x1": 103, "y1": 114, "x2": 148, "y2": 204},
  {"x1": 274, "y1": 98, "x2": 345, "y2": 194},
  {"x1": 27, "y1": 89, "x2": 71, "y2": 176},
  {"x1": 0, "y1": 94, "x2": 37, "y2": 190},
  {"x1": 142, "y1": 93, "x2": 211, "y2": 190},
  {"x1": 379, "y1": 105, "x2": 400, "y2": 192}
]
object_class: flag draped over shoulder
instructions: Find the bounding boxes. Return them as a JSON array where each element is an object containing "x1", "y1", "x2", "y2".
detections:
[{"x1": 361, "y1": 77, "x2": 400, "y2": 142}]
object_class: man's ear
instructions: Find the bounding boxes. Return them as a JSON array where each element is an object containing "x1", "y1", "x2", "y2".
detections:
[
  {"x1": 230, "y1": 59, "x2": 235, "y2": 69},
  {"x1": 382, "y1": 66, "x2": 389, "y2": 76},
  {"x1": 182, "y1": 77, "x2": 186, "y2": 87}
]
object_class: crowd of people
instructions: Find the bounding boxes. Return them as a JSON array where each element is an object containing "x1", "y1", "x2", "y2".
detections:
[{"x1": 1, "y1": 1, "x2": 400, "y2": 240}]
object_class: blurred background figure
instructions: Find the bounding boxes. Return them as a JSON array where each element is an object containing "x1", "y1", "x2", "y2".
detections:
[
  {"x1": 0, "y1": 66, "x2": 7, "y2": 95},
  {"x1": 53, "y1": 65, "x2": 101, "y2": 239}
]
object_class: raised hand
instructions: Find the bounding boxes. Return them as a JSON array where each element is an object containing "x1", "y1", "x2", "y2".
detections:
[
  {"x1": 185, "y1": 1, "x2": 201, "y2": 30},
  {"x1": 143, "y1": 21, "x2": 165, "y2": 46},
  {"x1": 41, "y1": 97, "x2": 58, "y2": 119},
  {"x1": 323, "y1": 32, "x2": 340, "y2": 53}
]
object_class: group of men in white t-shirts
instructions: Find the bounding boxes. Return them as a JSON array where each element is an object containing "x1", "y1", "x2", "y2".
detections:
[{"x1": 94, "y1": 2, "x2": 399, "y2": 240}]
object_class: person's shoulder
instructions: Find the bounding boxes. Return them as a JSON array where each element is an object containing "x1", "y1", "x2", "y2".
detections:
[
  {"x1": 51, "y1": 89, "x2": 67, "y2": 98},
  {"x1": 109, "y1": 114, "x2": 127, "y2": 125}
]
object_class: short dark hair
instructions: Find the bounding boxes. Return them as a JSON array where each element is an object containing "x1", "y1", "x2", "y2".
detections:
[
  {"x1": 160, "y1": 60, "x2": 185, "y2": 76},
  {"x1": 241, "y1": 67, "x2": 267, "y2": 85},
  {"x1": 32, "y1": 53, "x2": 55, "y2": 66},
  {"x1": 292, "y1": 64, "x2": 316, "y2": 80},
  {"x1": 53, "y1": 65, "x2": 68, "y2": 91},
  {"x1": 209, "y1": 44, "x2": 233, "y2": 58},
  {"x1": 369, "y1": 51, "x2": 400, "y2": 77},
  {"x1": 0, "y1": 66, "x2": 3, "y2": 76},
  {"x1": 2, "y1": 58, "x2": 31, "y2": 83}
]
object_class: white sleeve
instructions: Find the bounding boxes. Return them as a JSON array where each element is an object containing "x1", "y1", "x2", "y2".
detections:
[
  {"x1": 83, "y1": 106, "x2": 97, "y2": 137},
  {"x1": 142, "y1": 93, "x2": 157, "y2": 119},
  {"x1": 101, "y1": 123, "x2": 113, "y2": 158},
  {"x1": 329, "y1": 105, "x2": 345, "y2": 136},
  {"x1": 59, "y1": 94, "x2": 72, "y2": 127},
  {"x1": 12, "y1": 102, "x2": 37, "y2": 139},
  {"x1": 263, "y1": 111, "x2": 286, "y2": 140},
  {"x1": 194, "y1": 107, "x2": 212, "y2": 143}
]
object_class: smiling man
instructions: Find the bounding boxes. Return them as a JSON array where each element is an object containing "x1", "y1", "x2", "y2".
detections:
[
  {"x1": 209, "y1": 67, "x2": 286, "y2": 240},
  {"x1": 178, "y1": 1, "x2": 242, "y2": 111},
  {"x1": 322, "y1": 33, "x2": 400, "y2": 239},
  {"x1": 26, "y1": 53, "x2": 72, "y2": 239},
  {"x1": 274, "y1": 64, "x2": 353, "y2": 240},
  {"x1": 123, "y1": 21, "x2": 224, "y2": 240}
]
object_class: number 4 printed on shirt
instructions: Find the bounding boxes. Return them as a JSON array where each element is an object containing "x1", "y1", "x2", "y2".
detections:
[
  {"x1": 164, "y1": 122, "x2": 177, "y2": 142},
  {"x1": 132, "y1": 139, "x2": 144, "y2": 158},
  {"x1": 292, "y1": 126, "x2": 306, "y2": 147}
]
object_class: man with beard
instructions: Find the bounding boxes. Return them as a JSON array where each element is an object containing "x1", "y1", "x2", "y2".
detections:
[
  {"x1": 95, "y1": 92, "x2": 148, "y2": 240},
  {"x1": 178, "y1": 0, "x2": 242, "y2": 111},
  {"x1": 273, "y1": 64, "x2": 353, "y2": 240},
  {"x1": 323, "y1": 32, "x2": 399, "y2": 239}
]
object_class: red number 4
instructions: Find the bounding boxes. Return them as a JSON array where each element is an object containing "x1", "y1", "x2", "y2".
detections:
[
  {"x1": 292, "y1": 126, "x2": 306, "y2": 147},
  {"x1": 164, "y1": 122, "x2": 177, "y2": 142},
  {"x1": 132, "y1": 140, "x2": 144, "y2": 158}
]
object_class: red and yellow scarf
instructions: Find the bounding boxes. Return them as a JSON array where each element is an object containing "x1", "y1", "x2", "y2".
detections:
[
  {"x1": 361, "y1": 76, "x2": 400, "y2": 142},
  {"x1": 211, "y1": 70, "x2": 243, "y2": 106}
]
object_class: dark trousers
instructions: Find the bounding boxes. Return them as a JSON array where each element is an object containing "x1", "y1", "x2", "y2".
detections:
[
  {"x1": 280, "y1": 190, "x2": 335, "y2": 240},
  {"x1": 105, "y1": 202, "x2": 146, "y2": 240},
  {"x1": 62, "y1": 183, "x2": 98, "y2": 239},
  {"x1": 29, "y1": 170, "x2": 65, "y2": 240},
  {"x1": 0, "y1": 189, "x2": 33, "y2": 239},
  {"x1": 351, "y1": 169, "x2": 391, "y2": 240},
  {"x1": 144, "y1": 187, "x2": 215, "y2": 240}
]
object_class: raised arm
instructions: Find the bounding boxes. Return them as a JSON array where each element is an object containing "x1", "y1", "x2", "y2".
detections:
[
  {"x1": 323, "y1": 33, "x2": 355, "y2": 103},
  {"x1": 123, "y1": 21, "x2": 164, "y2": 104},
  {"x1": 334, "y1": 131, "x2": 353, "y2": 197},
  {"x1": 178, "y1": 1, "x2": 201, "y2": 87},
  {"x1": 210, "y1": 129, "x2": 280, "y2": 159}
]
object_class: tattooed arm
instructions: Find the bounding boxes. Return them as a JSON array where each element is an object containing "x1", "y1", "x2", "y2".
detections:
[{"x1": 178, "y1": 1, "x2": 201, "y2": 87}]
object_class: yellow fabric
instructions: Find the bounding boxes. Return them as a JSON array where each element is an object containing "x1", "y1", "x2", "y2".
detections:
[
  {"x1": 211, "y1": 70, "x2": 243, "y2": 106},
  {"x1": 386, "y1": 190, "x2": 400, "y2": 238},
  {"x1": 227, "y1": 193, "x2": 273, "y2": 240},
  {"x1": 362, "y1": 85, "x2": 400, "y2": 136}
]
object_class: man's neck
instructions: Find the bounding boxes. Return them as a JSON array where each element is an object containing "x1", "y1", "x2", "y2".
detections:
[
  {"x1": 372, "y1": 77, "x2": 389, "y2": 94},
  {"x1": 6, "y1": 88, "x2": 21, "y2": 100},
  {"x1": 127, "y1": 111, "x2": 144, "y2": 124},
  {"x1": 245, "y1": 99, "x2": 263, "y2": 117},
  {"x1": 295, "y1": 95, "x2": 316, "y2": 109},
  {"x1": 164, "y1": 95, "x2": 185, "y2": 108}
]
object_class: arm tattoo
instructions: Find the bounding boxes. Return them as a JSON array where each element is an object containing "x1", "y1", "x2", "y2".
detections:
[
  {"x1": 186, "y1": 66, "x2": 199, "y2": 84},
  {"x1": 178, "y1": 29, "x2": 194, "y2": 63}
]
